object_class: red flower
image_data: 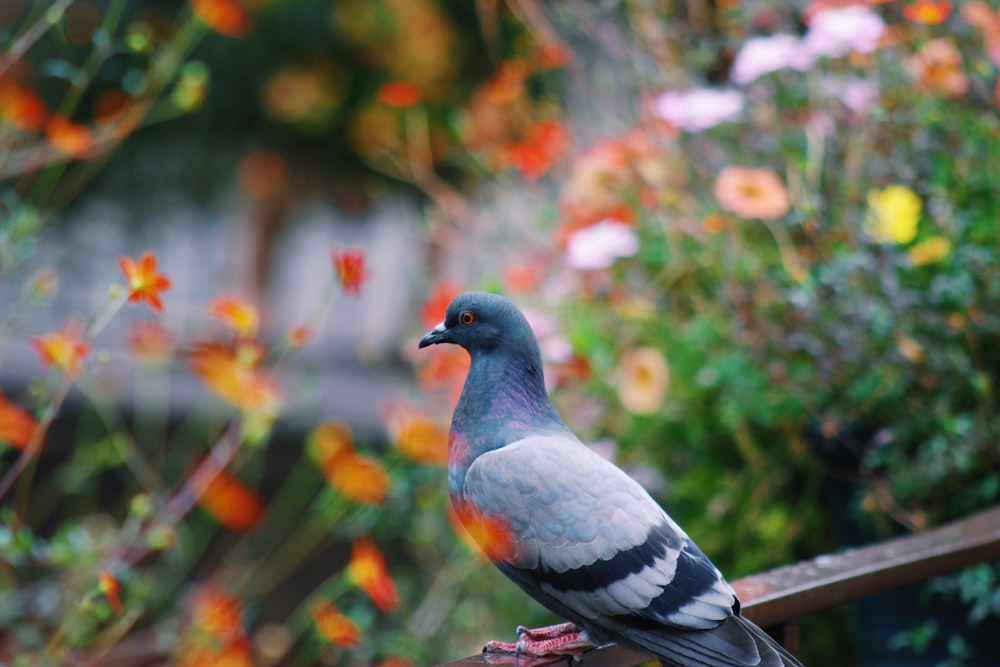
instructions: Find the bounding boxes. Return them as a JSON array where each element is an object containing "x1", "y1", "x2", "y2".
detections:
[
  {"x1": 903, "y1": 0, "x2": 952, "y2": 24},
  {"x1": 120, "y1": 252, "x2": 173, "y2": 313},
  {"x1": 0, "y1": 82, "x2": 48, "y2": 131},
  {"x1": 191, "y1": 0, "x2": 252, "y2": 37},
  {"x1": 0, "y1": 391, "x2": 36, "y2": 450},
  {"x1": 332, "y1": 249, "x2": 370, "y2": 296},
  {"x1": 378, "y1": 81, "x2": 423, "y2": 108},
  {"x1": 503, "y1": 120, "x2": 572, "y2": 180},
  {"x1": 348, "y1": 537, "x2": 400, "y2": 612},
  {"x1": 421, "y1": 281, "x2": 462, "y2": 328},
  {"x1": 196, "y1": 469, "x2": 265, "y2": 532},
  {"x1": 31, "y1": 320, "x2": 90, "y2": 377}
]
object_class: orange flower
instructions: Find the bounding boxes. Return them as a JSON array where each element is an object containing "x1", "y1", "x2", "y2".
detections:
[
  {"x1": 378, "y1": 81, "x2": 422, "y2": 108},
  {"x1": 503, "y1": 120, "x2": 572, "y2": 180},
  {"x1": 190, "y1": 585, "x2": 246, "y2": 642},
  {"x1": 534, "y1": 42, "x2": 573, "y2": 68},
  {"x1": 189, "y1": 342, "x2": 282, "y2": 416},
  {"x1": 309, "y1": 599, "x2": 359, "y2": 647},
  {"x1": 713, "y1": 166, "x2": 790, "y2": 220},
  {"x1": 287, "y1": 324, "x2": 312, "y2": 348},
  {"x1": 326, "y1": 452, "x2": 389, "y2": 506},
  {"x1": 208, "y1": 295, "x2": 260, "y2": 337},
  {"x1": 31, "y1": 320, "x2": 90, "y2": 377},
  {"x1": 197, "y1": 468, "x2": 265, "y2": 531},
  {"x1": 383, "y1": 402, "x2": 448, "y2": 466},
  {"x1": 908, "y1": 235, "x2": 952, "y2": 265},
  {"x1": 483, "y1": 60, "x2": 529, "y2": 105},
  {"x1": 191, "y1": 0, "x2": 252, "y2": 37},
  {"x1": 0, "y1": 391, "x2": 36, "y2": 450},
  {"x1": 332, "y1": 248, "x2": 370, "y2": 296},
  {"x1": 308, "y1": 422, "x2": 390, "y2": 505},
  {"x1": 120, "y1": 252, "x2": 172, "y2": 313},
  {"x1": 906, "y1": 38, "x2": 968, "y2": 97},
  {"x1": 177, "y1": 641, "x2": 253, "y2": 667},
  {"x1": 99, "y1": 570, "x2": 123, "y2": 613},
  {"x1": 348, "y1": 537, "x2": 399, "y2": 612},
  {"x1": 449, "y1": 499, "x2": 516, "y2": 562},
  {"x1": 379, "y1": 657, "x2": 413, "y2": 667},
  {"x1": 46, "y1": 115, "x2": 95, "y2": 158},
  {"x1": 128, "y1": 321, "x2": 175, "y2": 366},
  {"x1": 903, "y1": 0, "x2": 952, "y2": 24},
  {"x1": 308, "y1": 420, "x2": 355, "y2": 467}
]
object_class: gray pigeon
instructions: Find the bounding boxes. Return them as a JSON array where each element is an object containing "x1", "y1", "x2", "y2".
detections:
[{"x1": 418, "y1": 291, "x2": 804, "y2": 667}]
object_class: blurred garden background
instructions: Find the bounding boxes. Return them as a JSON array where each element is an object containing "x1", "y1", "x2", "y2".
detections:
[{"x1": 3, "y1": 0, "x2": 1000, "y2": 665}]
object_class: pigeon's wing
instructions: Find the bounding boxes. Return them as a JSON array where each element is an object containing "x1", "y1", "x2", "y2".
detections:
[{"x1": 462, "y1": 434, "x2": 737, "y2": 631}]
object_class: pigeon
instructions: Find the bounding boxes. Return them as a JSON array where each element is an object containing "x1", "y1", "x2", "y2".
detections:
[{"x1": 418, "y1": 291, "x2": 804, "y2": 667}]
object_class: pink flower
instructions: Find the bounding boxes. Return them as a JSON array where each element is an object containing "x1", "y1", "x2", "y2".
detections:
[
  {"x1": 650, "y1": 88, "x2": 744, "y2": 132},
  {"x1": 565, "y1": 219, "x2": 639, "y2": 270},
  {"x1": 803, "y1": 6, "x2": 885, "y2": 60},
  {"x1": 827, "y1": 76, "x2": 880, "y2": 113},
  {"x1": 731, "y1": 34, "x2": 813, "y2": 84}
]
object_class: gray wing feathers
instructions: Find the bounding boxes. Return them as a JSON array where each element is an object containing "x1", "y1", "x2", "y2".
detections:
[{"x1": 464, "y1": 435, "x2": 669, "y2": 571}]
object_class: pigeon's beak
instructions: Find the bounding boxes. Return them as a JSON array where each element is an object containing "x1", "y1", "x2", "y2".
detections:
[{"x1": 418, "y1": 320, "x2": 448, "y2": 349}]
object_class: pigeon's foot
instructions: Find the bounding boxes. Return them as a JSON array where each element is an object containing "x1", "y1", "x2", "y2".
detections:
[{"x1": 483, "y1": 622, "x2": 594, "y2": 660}]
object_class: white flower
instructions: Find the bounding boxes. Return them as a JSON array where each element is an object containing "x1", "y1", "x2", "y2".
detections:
[
  {"x1": 731, "y1": 34, "x2": 814, "y2": 84},
  {"x1": 650, "y1": 88, "x2": 744, "y2": 132},
  {"x1": 565, "y1": 219, "x2": 639, "y2": 270},
  {"x1": 803, "y1": 6, "x2": 885, "y2": 60}
]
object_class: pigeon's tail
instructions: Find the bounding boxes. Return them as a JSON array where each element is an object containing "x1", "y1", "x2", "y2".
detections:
[{"x1": 617, "y1": 614, "x2": 804, "y2": 667}]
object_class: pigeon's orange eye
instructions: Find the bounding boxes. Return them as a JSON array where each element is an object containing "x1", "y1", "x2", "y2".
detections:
[{"x1": 460, "y1": 311, "x2": 476, "y2": 325}]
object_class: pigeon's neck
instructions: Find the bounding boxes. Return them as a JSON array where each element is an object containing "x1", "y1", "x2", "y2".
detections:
[{"x1": 448, "y1": 348, "x2": 566, "y2": 495}]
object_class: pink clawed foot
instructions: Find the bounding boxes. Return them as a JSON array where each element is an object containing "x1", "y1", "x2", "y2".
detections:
[{"x1": 483, "y1": 622, "x2": 594, "y2": 660}]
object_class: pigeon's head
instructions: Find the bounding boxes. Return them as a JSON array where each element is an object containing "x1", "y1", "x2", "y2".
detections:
[{"x1": 418, "y1": 291, "x2": 536, "y2": 357}]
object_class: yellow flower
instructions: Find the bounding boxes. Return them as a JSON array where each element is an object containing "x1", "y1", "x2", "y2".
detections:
[
  {"x1": 866, "y1": 185, "x2": 921, "y2": 244},
  {"x1": 908, "y1": 236, "x2": 952, "y2": 266},
  {"x1": 616, "y1": 347, "x2": 670, "y2": 415}
]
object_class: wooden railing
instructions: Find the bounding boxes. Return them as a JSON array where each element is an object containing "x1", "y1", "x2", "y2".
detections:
[{"x1": 440, "y1": 504, "x2": 1000, "y2": 666}]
